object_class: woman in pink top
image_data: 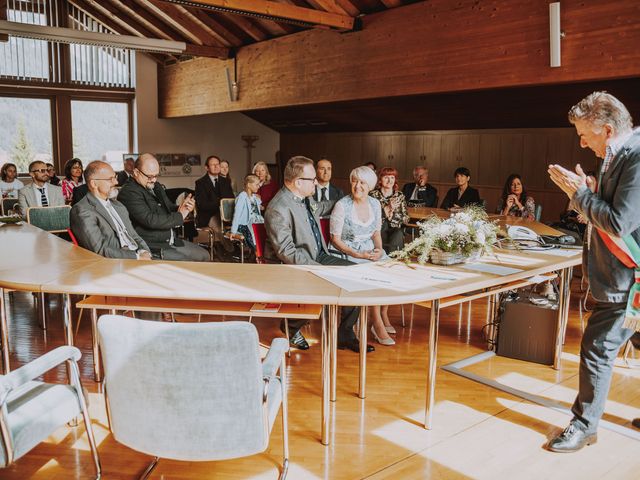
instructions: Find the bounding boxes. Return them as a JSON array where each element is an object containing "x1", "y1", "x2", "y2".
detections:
[{"x1": 61, "y1": 158, "x2": 84, "y2": 203}]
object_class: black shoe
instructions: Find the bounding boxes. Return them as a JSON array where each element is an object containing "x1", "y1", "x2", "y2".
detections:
[
  {"x1": 337, "y1": 338, "x2": 375, "y2": 353},
  {"x1": 288, "y1": 330, "x2": 310, "y2": 350},
  {"x1": 630, "y1": 332, "x2": 640, "y2": 350},
  {"x1": 547, "y1": 424, "x2": 597, "y2": 453},
  {"x1": 632, "y1": 418, "x2": 640, "y2": 430}
]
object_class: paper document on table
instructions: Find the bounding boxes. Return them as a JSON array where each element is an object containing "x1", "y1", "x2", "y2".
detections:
[
  {"x1": 460, "y1": 263, "x2": 523, "y2": 276},
  {"x1": 310, "y1": 264, "x2": 418, "y2": 292}
]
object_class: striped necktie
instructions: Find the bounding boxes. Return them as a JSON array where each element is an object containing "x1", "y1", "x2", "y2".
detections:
[{"x1": 38, "y1": 188, "x2": 49, "y2": 207}]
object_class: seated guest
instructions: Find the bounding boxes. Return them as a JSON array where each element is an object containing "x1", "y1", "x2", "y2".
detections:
[
  {"x1": 17, "y1": 160, "x2": 64, "y2": 217},
  {"x1": 46, "y1": 163, "x2": 61, "y2": 186},
  {"x1": 194, "y1": 155, "x2": 235, "y2": 242},
  {"x1": 370, "y1": 167, "x2": 409, "y2": 253},
  {"x1": 440, "y1": 167, "x2": 481, "y2": 210},
  {"x1": 265, "y1": 156, "x2": 371, "y2": 353},
  {"x1": 253, "y1": 161, "x2": 278, "y2": 208},
  {"x1": 331, "y1": 166, "x2": 394, "y2": 346},
  {"x1": 61, "y1": 158, "x2": 84, "y2": 204},
  {"x1": 0, "y1": 163, "x2": 24, "y2": 198},
  {"x1": 402, "y1": 165, "x2": 438, "y2": 207},
  {"x1": 314, "y1": 158, "x2": 345, "y2": 203},
  {"x1": 230, "y1": 174, "x2": 264, "y2": 253},
  {"x1": 219, "y1": 159, "x2": 238, "y2": 194},
  {"x1": 118, "y1": 153, "x2": 209, "y2": 262},
  {"x1": 70, "y1": 161, "x2": 151, "y2": 260},
  {"x1": 117, "y1": 156, "x2": 135, "y2": 186},
  {"x1": 497, "y1": 173, "x2": 535, "y2": 220}
]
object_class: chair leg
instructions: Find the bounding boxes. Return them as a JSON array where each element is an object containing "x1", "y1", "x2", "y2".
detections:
[
  {"x1": 400, "y1": 305, "x2": 405, "y2": 327},
  {"x1": 284, "y1": 318, "x2": 291, "y2": 358},
  {"x1": 69, "y1": 361, "x2": 102, "y2": 479},
  {"x1": 75, "y1": 294, "x2": 87, "y2": 338},
  {"x1": 38, "y1": 292, "x2": 47, "y2": 330},
  {"x1": 138, "y1": 457, "x2": 160, "y2": 480},
  {"x1": 279, "y1": 353, "x2": 289, "y2": 480}
]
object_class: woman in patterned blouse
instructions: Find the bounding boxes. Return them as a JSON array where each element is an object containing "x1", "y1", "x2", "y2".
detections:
[
  {"x1": 370, "y1": 167, "x2": 409, "y2": 254},
  {"x1": 61, "y1": 158, "x2": 84, "y2": 204},
  {"x1": 497, "y1": 173, "x2": 535, "y2": 220}
]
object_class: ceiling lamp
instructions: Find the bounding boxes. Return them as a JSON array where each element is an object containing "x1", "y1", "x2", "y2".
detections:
[{"x1": 0, "y1": 20, "x2": 186, "y2": 54}]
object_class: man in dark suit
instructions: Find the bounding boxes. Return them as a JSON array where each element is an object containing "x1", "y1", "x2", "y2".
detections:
[
  {"x1": 194, "y1": 155, "x2": 235, "y2": 243},
  {"x1": 70, "y1": 161, "x2": 151, "y2": 260},
  {"x1": 548, "y1": 92, "x2": 640, "y2": 452},
  {"x1": 265, "y1": 156, "x2": 373, "y2": 353},
  {"x1": 117, "y1": 153, "x2": 209, "y2": 262},
  {"x1": 117, "y1": 157, "x2": 135, "y2": 186},
  {"x1": 314, "y1": 158, "x2": 345, "y2": 203},
  {"x1": 402, "y1": 165, "x2": 438, "y2": 207}
]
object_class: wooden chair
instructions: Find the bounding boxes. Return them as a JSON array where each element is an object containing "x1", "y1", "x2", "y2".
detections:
[
  {"x1": 220, "y1": 198, "x2": 245, "y2": 263},
  {"x1": 26, "y1": 205, "x2": 71, "y2": 233}
]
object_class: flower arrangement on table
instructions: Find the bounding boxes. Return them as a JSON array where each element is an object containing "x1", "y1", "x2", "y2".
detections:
[{"x1": 391, "y1": 205, "x2": 500, "y2": 265}]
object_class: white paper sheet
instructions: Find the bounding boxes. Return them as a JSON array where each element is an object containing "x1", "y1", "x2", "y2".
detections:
[
  {"x1": 460, "y1": 263, "x2": 524, "y2": 276},
  {"x1": 532, "y1": 248, "x2": 581, "y2": 257}
]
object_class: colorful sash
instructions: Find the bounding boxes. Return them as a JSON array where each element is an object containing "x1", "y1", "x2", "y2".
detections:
[{"x1": 596, "y1": 228, "x2": 640, "y2": 331}]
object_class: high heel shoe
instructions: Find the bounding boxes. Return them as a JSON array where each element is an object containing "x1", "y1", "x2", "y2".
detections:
[
  {"x1": 371, "y1": 326, "x2": 395, "y2": 346},
  {"x1": 385, "y1": 325, "x2": 396, "y2": 334}
]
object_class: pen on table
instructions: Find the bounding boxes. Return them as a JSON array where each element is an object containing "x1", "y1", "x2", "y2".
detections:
[{"x1": 362, "y1": 277, "x2": 392, "y2": 284}]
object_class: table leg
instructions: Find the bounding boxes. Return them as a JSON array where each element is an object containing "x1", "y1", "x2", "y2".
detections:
[
  {"x1": 561, "y1": 267, "x2": 573, "y2": 345},
  {"x1": 358, "y1": 305, "x2": 368, "y2": 399},
  {"x1": 321, "y1": 305, "x2": 330, "y2": 446},
  {"x1": 554, "y1": 267, "x2": 571, "y2": 370},
  {"x1": 425, "y1": 298, "x2": 440, "y2": 429},
  {"x1": 330, "y1": 305, "x2": 337, "y2": 403},
  {"x1": 38, "y1": 292, "x2": 47, "y2": 330},
  {"x1": 91, "y1": 308, "x2": 102, "y2": 382},
  {"x1": 0, "y1": 288, "x2": 10, "y2": 374}
]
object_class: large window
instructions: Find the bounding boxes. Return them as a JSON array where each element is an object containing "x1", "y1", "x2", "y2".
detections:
[
  {"x1": 71, "y1": 100, "x2": 130, "y2": 166},
  {"x1": 0, "y1": 96, "x2": 53, "y2": 173}
]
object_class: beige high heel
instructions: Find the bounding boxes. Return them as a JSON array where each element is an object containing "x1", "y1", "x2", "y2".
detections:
[
  {"x1": 385, "y1": 325, "x2": 396, "y2": 334},
  {"x1": 371, "y1": 326, "x2": 395, "y2": 346}
]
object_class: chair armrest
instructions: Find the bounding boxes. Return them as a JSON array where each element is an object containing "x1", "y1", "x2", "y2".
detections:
[
  {"x1": 0, "y1": 346, "x2": 81, "y2": 401},
  {"x1": 262, "y1": 338, "x2": 288, "y2": 379}
]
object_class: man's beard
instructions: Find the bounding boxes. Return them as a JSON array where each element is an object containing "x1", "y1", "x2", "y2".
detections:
[
  {"x1": 145, "y1": 184, "x2": 155, "y2": 191},
  {"x1": 108, "y1": 188, "x2": 119, "y2": 199}
]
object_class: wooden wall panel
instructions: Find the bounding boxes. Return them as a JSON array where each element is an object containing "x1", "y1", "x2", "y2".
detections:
[
  {"x1": 281, "y1": 128, "x2": 598, "y2": 222},
  {"x1": 159, "y1": 0, "x2": 640, "y2": 117}
]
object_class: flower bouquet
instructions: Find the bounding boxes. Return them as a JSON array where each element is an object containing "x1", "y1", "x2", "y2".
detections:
[{"x1": 391, "y1": 205, "x2": 500, "y2": 265}]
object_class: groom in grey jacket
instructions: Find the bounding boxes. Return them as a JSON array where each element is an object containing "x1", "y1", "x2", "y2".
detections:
[
  {"x1": 548, "y1": 92, "x2": 640, "y2": 452},
  {"x1": 70, "y1": 161, "x2": 151, "y2": 260},
  {"x1": 265, "y1": 156, "x2": 373, "y2": 353}
]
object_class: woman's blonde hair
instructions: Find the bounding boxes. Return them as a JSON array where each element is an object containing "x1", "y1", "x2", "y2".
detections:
[
  {"x1": 350, "y1": 166, "x2": 377, "y2": 191},
  {"x1": 244, "y1": 174, "x2": 260, "y2": 188},
  {"x1": 252, "y1": 161, "x2": 271, "y2": 183}
]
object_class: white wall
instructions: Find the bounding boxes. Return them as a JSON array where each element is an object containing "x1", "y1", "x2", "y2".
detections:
[{"x1": 134, "y1": 54, "x2": 279, "y2": 189}]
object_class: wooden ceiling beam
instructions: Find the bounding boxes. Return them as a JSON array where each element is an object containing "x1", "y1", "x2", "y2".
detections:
[
  {"x1": 333, "y1": 0, "x2": 360, "y2": 17},
  {"x1": 160, "y1": 0, "x2": 355, "y2": 30},
  {"x1": 147, "y1": 0, "x2": 226, "y2": 47},
  {"x1": 112, "y1": 0, "x2": 190, "y2": 42},
  {"x1": 379, "y1": 0, "x2": 404, "y2": 8},
  {"x1": 219, "y1": 12, "x2": 268, "y2": 42},
  {"x1": 185, "y1": 6, "x2": 242, "y2": 46}
]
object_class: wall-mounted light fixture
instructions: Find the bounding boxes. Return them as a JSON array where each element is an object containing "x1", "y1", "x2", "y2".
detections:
[
  {"x1": 0, "y1": 20, "x2": 186, "y2": 54},
  {"x1": 549, "y1": 2, "x2": 563, "y2": 67}
]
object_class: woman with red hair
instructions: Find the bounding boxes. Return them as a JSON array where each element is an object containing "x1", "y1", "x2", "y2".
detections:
[{"x1": 370, "y1": 167, "x2": 409, "y2": 253}]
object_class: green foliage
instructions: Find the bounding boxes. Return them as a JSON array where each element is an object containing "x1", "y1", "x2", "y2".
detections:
[{"x1": 10, "y1": 120, "x2": 33, "y2": 172}]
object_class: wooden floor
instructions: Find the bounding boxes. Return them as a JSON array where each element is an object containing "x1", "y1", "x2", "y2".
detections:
[{"x1": 2, "y1": 282, "x2": 640, "y2": 479}]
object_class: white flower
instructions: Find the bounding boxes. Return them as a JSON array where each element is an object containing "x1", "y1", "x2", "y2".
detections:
[{"x1": 453, "y1": 223, "x2": 469, "y2": 234}]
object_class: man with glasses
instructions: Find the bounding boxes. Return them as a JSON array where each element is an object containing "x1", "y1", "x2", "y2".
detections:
[
  {"x1": 17, "y1": 160, "x2": 64, "y2": 218},
  {"x1": 118, "y1": 153, "x2": 209, "y2": 262},
  {"x1": 264, "y1": 156, "x2": 373, "y2": 353},
  {"x1": 70, "y1": 161, "x2": 151, "y2": 259}
]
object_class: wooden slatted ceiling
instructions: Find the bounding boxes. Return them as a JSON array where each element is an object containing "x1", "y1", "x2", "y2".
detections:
[{"x1": 44, "y1": 0, "x2": 411, "y2": 61}]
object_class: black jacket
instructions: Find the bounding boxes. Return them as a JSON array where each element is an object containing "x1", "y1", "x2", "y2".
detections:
[
  {"x1": 117, "y1": 180, "x2": 185, "y2": 249},
  {"x1": 440, "y1": 186, "x2": 481, "y2": 210},
  {"x1": 194, "y1": 174, "x2": 234, "y2": 228},
  {"x1": 402, "y1": 182, "x2": 438, "y2": 207}
]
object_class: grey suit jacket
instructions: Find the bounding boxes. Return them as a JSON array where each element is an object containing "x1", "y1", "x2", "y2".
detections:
[
  {"x1": 17, "y1": 183, "x2": 65, "y2": 218},
  {"x1": 70, "y1": 192, "x2": 150, "y2": 259},
  {"x1": 264, "y1": 187, "x2": 333, "y2": 265},
  {"x1": 572, "y1": 130, "x2": 640, "y2": 303}
]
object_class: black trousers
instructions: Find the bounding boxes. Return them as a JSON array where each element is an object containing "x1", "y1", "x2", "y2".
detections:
[
  {"x1": 284, "y1": 251, "x2": 361, "y2": 343},
  {"x1": 380, "y1": 220, "x2": 404, "y2": 253}
]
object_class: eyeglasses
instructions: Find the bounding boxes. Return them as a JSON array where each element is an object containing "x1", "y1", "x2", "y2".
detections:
[
  {"x1": 137, "y1": 169, "x2": 160, "y2": 181},
  {"x1": 30, "y1": 168, "x2": 48, "y2": 174},
  {"x1": 297, "y1": 177, "x2": 317, "y2": 183}
]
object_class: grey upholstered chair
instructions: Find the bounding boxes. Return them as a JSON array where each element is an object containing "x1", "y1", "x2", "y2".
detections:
[
  {"x1": 0, "y1": 346, "x2": 101, "y2": 478},
  {"x1": 97, "y1": 315, "x2": 289, "y2": 479}
]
